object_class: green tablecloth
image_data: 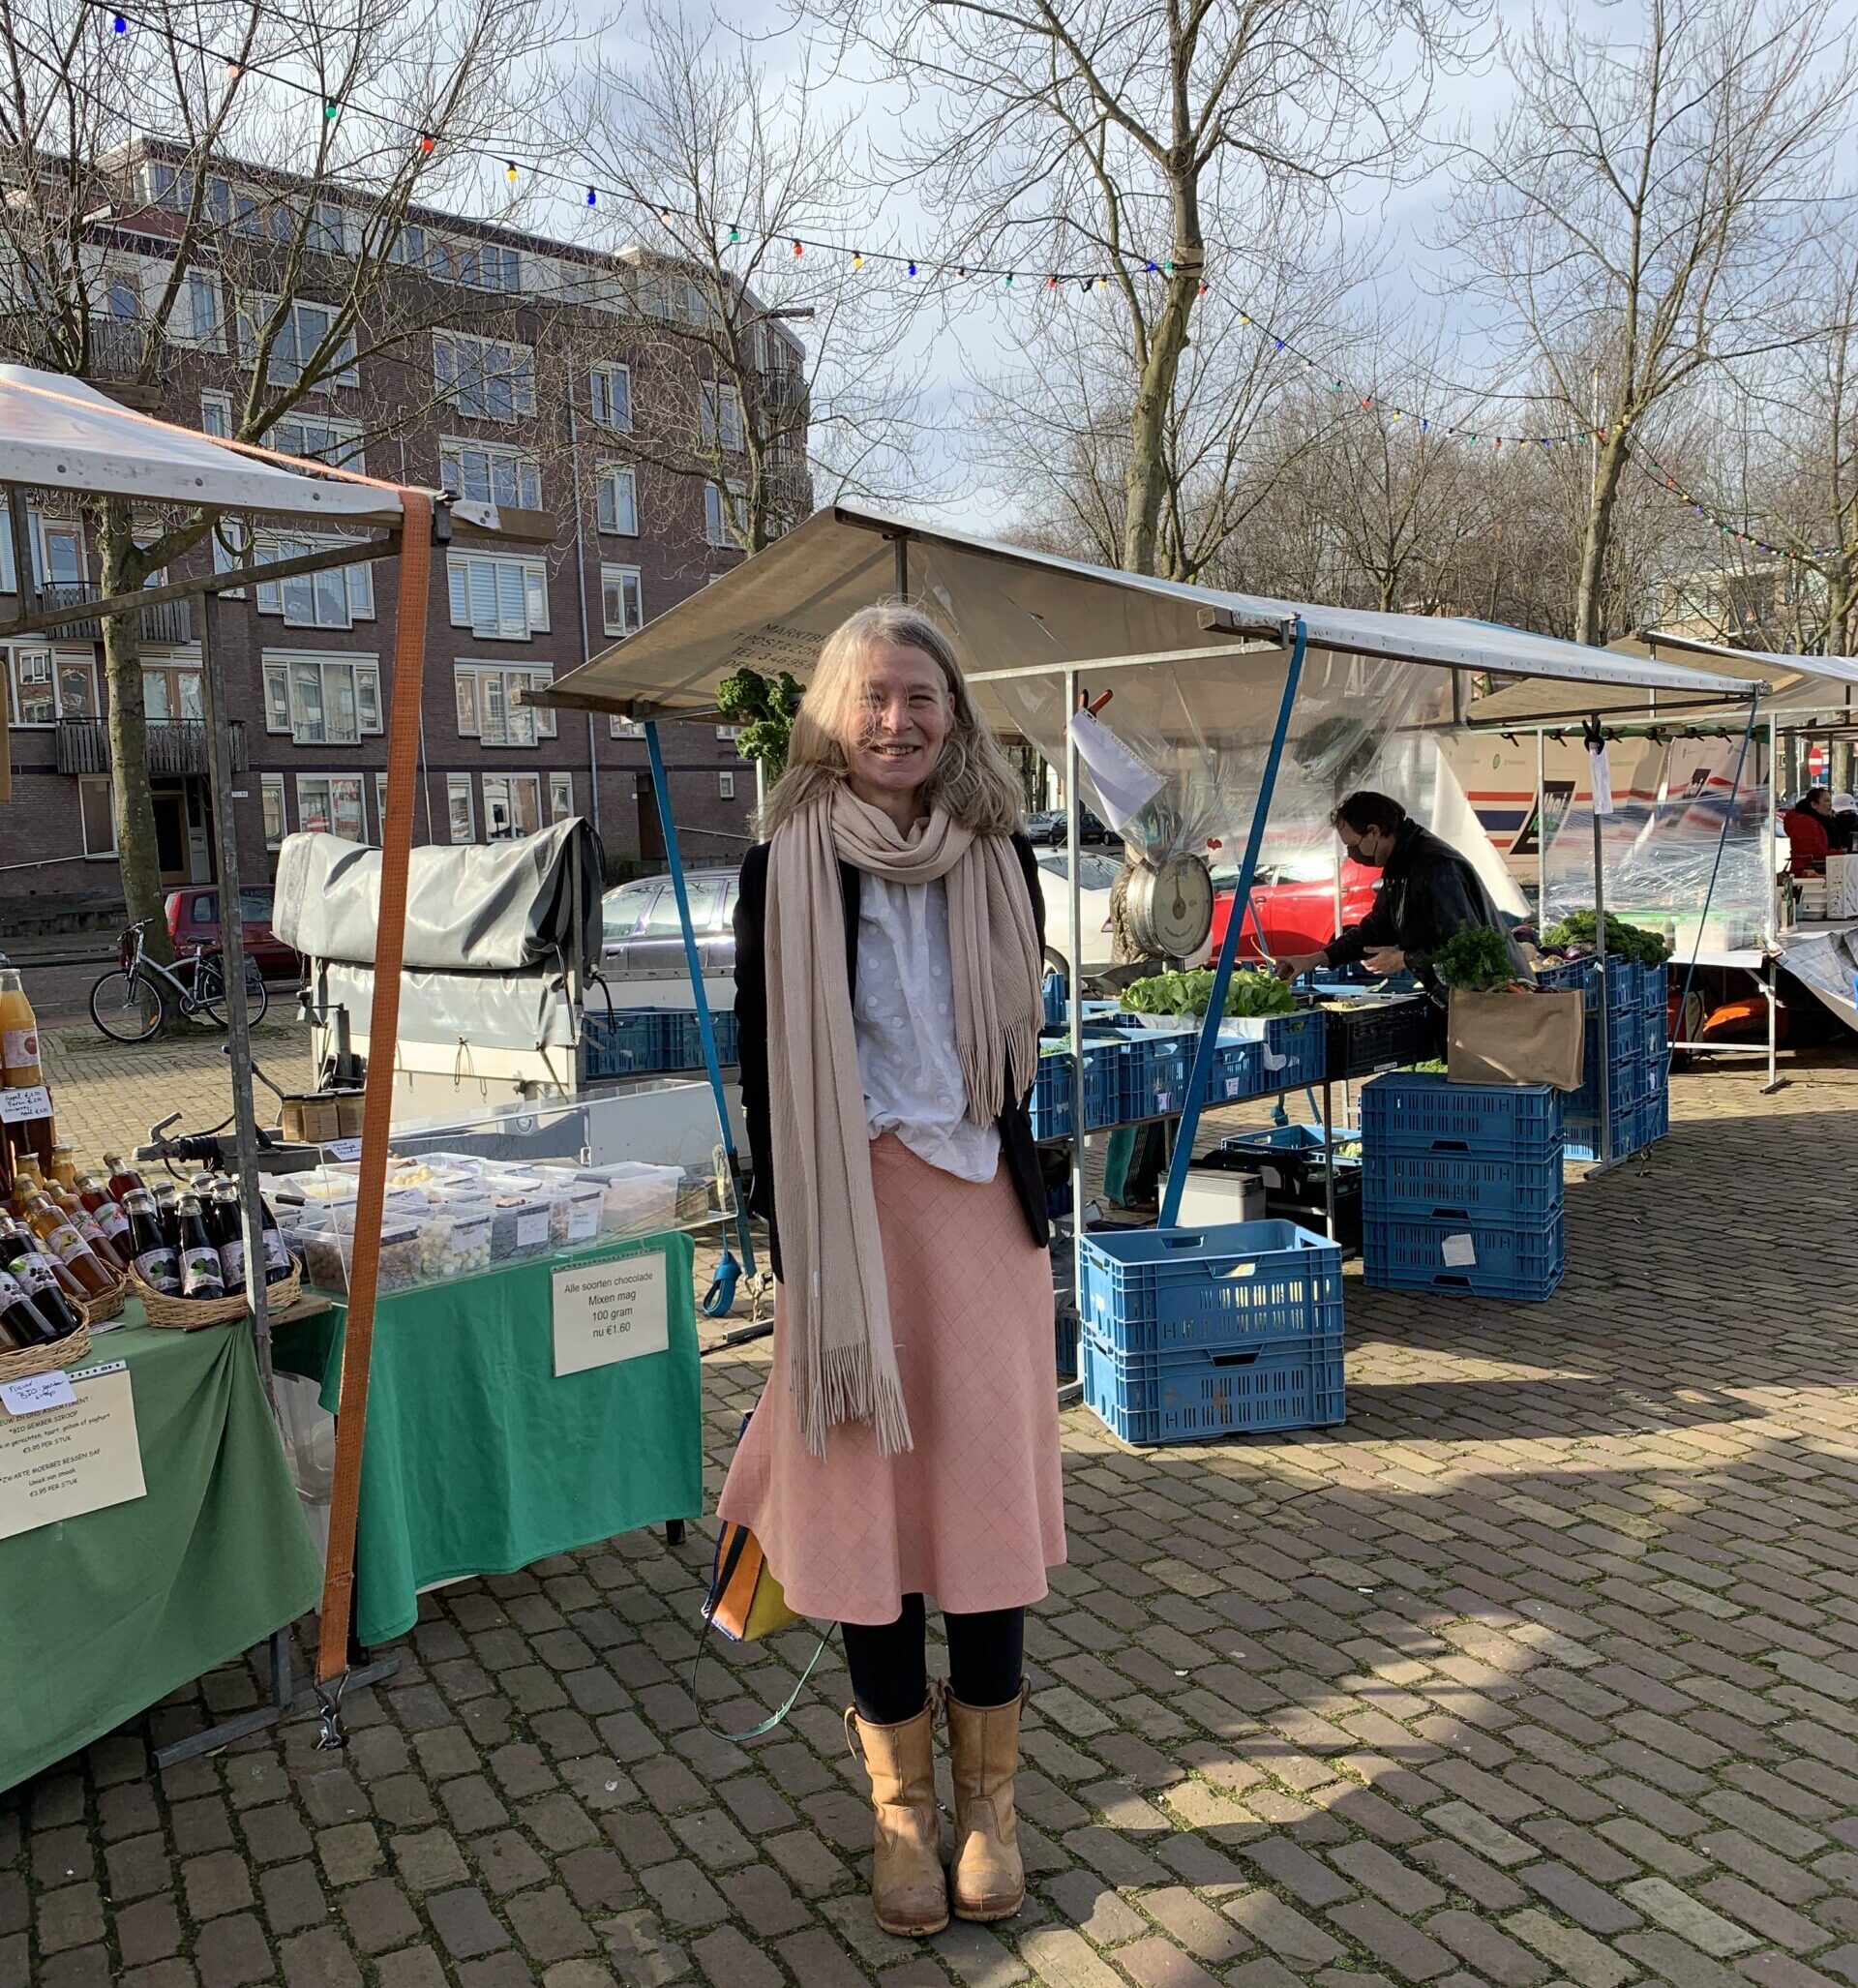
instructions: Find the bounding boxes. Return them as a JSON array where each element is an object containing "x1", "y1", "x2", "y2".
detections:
[
  {"x1": 272, "y1": 1231, "x2": 703, "y2": 1648},
  {"x1": 2, "y1": 1320, "x2": 324, "y2": 1793}
]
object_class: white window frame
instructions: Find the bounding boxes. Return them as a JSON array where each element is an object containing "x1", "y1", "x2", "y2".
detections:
[
  {"x1": 719, "y1": 770, "x2": 735, "y2": 800},
  {"x1": 373, "y1": 773, "x2": 389, "y2": 845},
  {"x1": 590, "y1": 363, "x2": 632, "y2": 431},
  {"x1": 704, "y1": 481, "x2": 743, "y2": 549},
  {"x1": 596, "y1": 464, "x2": 639, "y2": 536},
  {"x1": 78, "y1": 774, "x2": 117, "y2": 858},
  {"x1": 6, "y1": 646, "x2": 96, "y2": 726},
  {"x1": 434, "y1": 329, "x2": 535, "y2": 422},
  {"x1": 255, "y1": 535, "x2": 375, "y2": 628},
  {"x1": 240, "y1": 295, "x2": 360, "y2": 390},
  {"x1": 199, "y1": 390, "x2": 233, "y2": 439},
  {"x1": 172, "y1": 267, "x2": 225, "y2": 351},
  {"x1": 482, "y1": 771, "x2": 543, "y2": 841},
  {"x1": 600, "y1": 564, "x2": 644, "y2": 637},
  {"x1": 440, "y1": 438, "x2": 541, "y2": 510},
  {"x1": 269, "y1": 412, "x2": 366, "y2": 470},
  {"x1": 446, "y1": 773, "x2": 476, "y2": 844},
  {"x1": 294, "y1": 771, "x2": 367, "y2": 841},
  {"x1": 549, "y1": 772, "x2": 574, "y2": 823},
  {"x1": 609, "y1": 715, "x2": 642, "y2": 738},
  {"x1": 454, "y1": 661, "x2": 550, "y2": 746},
  {"x1": 260, "y1": 773, "x2": 288, "y2": 849},
  {"x1": 446, "y1": 554, "x2": 550, "y2": 641},
  {"x1": 702, "y1": 380, "x2": 745, "y2": 453},
  {"x1": 261, "y1": 651, "x2": 382, "y2": 745}
]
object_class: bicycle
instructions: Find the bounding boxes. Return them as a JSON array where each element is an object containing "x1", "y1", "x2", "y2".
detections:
[{"x1": 89, "y1": 919, "x2": 270, "y2": 1042}]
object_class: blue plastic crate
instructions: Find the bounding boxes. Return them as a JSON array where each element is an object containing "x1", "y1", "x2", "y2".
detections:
[
  {"x1": 1079, "y1": 1218, "x2": 1344, "y2": 1355},
  {"x1": 1043, "y1": 976, "x2": 1067, "y2": 1027},
  {"x1": 1122, "y1": 1029, "x2": 1194, "y2": 1119},
  {"x1": 1029, "y1": 1051, "x2": 1076, "y2": 1141},
  {"x1": 1364, "y1": 1150, "x2": 1563, "y2": 1225},
  {"x1": 583, "y1": 1009, "x2": 679, "y2": 1078},
  {"x1": 1563, "y1": 1111, "x2": 1641, "y2": 1163},
  {"x1": 1640, "y1": 1092, "x2": 1670, "y2": 1146},
  {"x1": 1640, "y1": 962, "x2": 1669, "y2": 1017},
  {"x1": 665, "y1": 1009, "x2": 740, "y2": 1069},
  {"x1": 1361, "y1": 1072, "x2": 1561, "y2": 1160},
  {"x1": 1536, "y1": 955, "x2": 1641, "y2": 1016},
  {"x1": 1571, "y1": 1046, "x2": 1646, "y2": 1127},
  {"x1": 1221, "y1": 1123, "x2": 1362, "y2": 1185},
  {"x1": 1082, "y1": 1326, "x2": 1346, "y2": 1445},
  {"x1": 1080, "y1": 1035, "x2": 1130, "y2": 1130},
  {"x1": 1203, "y1": 1032, "x2": 1265, "y2": 1103},
  {"x1": 1055, "y1": 1305, "x2": 1079, "y2": 1379},
  {"x1": 1363, "y1": 1210, "x2": 1565, "y2": 1301}
]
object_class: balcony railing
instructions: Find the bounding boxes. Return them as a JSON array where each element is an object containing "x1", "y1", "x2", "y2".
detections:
[
  {"x1": 0, "y1": 315, "x2": 167, "y2": 406},
  {"x1": 35, "y1": 584, "x2": 192, "y2": 646},
  {"x1": 56, "y1": 718, "x2": 246, "y2": 779}
]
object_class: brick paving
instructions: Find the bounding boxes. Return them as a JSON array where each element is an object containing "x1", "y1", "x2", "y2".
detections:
[{"x1": 6, "y1": 1040, "x2": 1858, "y2": 1988}]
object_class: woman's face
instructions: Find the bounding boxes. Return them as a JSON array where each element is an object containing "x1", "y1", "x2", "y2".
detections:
[{"x1": 843, "y1": 642, "x2": 952, "y2": 805}]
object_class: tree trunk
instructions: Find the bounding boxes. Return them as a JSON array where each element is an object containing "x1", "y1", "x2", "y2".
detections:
[
  {"x1": 97, "y1": 500, "x2": 173, "y2": 965},
  {"x1": 1123, "y1": 265, "x2": 1198, "y2": 578},
  {"x1": 1574, "y1": 431, "x2": 1633, "y2": 647}
]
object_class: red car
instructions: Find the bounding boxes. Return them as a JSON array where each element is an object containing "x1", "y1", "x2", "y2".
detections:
[
  {"x1": 1208, "y1": 857, "x2": 1381, "y2": 963},
  {"x1": 165, "y1": 886, "x2": 303, "y2": 979}
]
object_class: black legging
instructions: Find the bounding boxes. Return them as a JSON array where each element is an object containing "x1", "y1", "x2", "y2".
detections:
[{"x1": 841, "y1": 1596, "x2": 1024, "y2": 1725}]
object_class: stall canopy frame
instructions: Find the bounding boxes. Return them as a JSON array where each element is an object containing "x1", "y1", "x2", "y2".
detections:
[{"x1": 0, "y1": 363, "x2": 553, "y2": 1748}]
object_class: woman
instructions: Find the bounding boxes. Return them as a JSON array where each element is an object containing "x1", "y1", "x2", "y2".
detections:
[
  {"x1": 1785, "y1": 787, "x2": 1835, "y2": 876},
  {"x1": 720, "y1": 603, "x2": 1065, "y2": 1939}
]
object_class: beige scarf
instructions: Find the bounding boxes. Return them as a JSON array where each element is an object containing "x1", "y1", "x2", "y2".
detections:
[{"x1": 765, "y1": 785, "x2": 1043, "y2": 1458}]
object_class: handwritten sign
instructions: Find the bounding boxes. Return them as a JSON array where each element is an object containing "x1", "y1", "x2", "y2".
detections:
[
  {"x1": 0, "y1": 1360, "x2": 144, "y2": 1542},
  {"x1": 0, "y1": 1085, "x2": 52, "y2": 1125},
  {"x1": 553, "y1": 1253, "x2": 668, "y2": 1378},
  {"x1": 325, "y1": 1138, "x2": 363, "y2": 1160},
  {"x1": 0, "y1": 1371, "x2": 76, "y2": 1416}
]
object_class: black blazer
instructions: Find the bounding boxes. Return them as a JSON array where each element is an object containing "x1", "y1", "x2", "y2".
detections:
[{"x1": 734, "y1": 830, "x2": 1051, "y2": 1282}]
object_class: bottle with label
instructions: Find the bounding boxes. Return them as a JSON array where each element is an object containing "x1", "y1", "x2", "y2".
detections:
[
  {"x1": 152, "y1": 1181, "x2": 181, "y2": 1255},
  {"x1": 105, "y1": 1153, "x2": 146, "y2": 1202},
  {"x1": 0, "y1": 1227, "x2": 82, "y2": 1338},
  {"x1": 210, "y1": 1181, "x2": 248, "y2": 1290},
  {"x1": 176, "y1": 1194, "x2": 225, "y2": 1301},
  {"x1": 123, "y1": 1190, "x2": 181, "y2": 1293},
  {"x1": 9, "y1": 1156, "x2": 45, "y2": 1217},
  {"x1": 48, "y1": 1143, "x2": 78, "y2": 1191},
  {"x1": 47, "y1": 1183, "x2": 127, "y2": 1276},
  {"x1": 75, "y1": 1176, "x2": 134, "y2": 1254},
  {"x1": 257, "y1": 1190, "x2": 294, "y2": 1285},
  {"x1": 0, "y1": 1214, "x2": 87, "y2": 1304},
  {"x1": 0, "y1": 965, "x2": 54, "y2": 1171},
  {"x1": 0, "y1": 1268, "x2": 61, "y2": 1351},
  {"x1": 23, "y1": 1193, "x2": 118, "y2": 1301}
]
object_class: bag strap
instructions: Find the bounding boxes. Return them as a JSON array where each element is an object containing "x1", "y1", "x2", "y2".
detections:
[{"x1": 691, "y1": 1608, "x2": 836, "y2": 1744}]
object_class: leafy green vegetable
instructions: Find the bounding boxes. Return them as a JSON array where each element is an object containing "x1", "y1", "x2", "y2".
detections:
[
  {"x1": 715, "y1": 667, "x2": 804, "y2": 777},
  {"x1": 1432, "y1": 925, "x2": 1518, "y2": 991},
  {"x1": 1542, "y1": 910, "x2": 1672, "y2": 967},
  {"x1": 1120, "y1": 968, "x2": 1296, "y2": 1018}
]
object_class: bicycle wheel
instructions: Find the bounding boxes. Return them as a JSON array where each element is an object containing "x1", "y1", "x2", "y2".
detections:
[
  {"x1": 90, "y1": 969, "x2": 166, "y2": 1043},
  {"x1": 199, "y1": 956, "x2": 269, "y2": 1030}
]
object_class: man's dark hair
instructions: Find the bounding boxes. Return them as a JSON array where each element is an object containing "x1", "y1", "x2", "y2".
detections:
[{"x1": 1333, "y1": 790, "x2": 1407, "y2": 836}]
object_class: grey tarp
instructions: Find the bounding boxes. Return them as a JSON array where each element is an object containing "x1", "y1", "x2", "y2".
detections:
[
  {"x1": 318, "y1": 961, "x2": 580, "y2": 1054},
  {"x1": 274, "y1": 819, "x2": 602, "y2": 975}
]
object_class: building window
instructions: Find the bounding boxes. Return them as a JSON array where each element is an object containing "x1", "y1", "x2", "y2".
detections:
[
  {"x1": 269, "y1": 412, "x2": 365, "y2": 469},
  {"x1": 8, "y1": 648, "x2": 56, "y2": 725},
  {"x1": 482, "y1": 773, "x2": 542, "y2": 841},
  {"x1": 141, "y1": 663, "x2": 202, "y2": 722},
  {"x1": 549, "y1": 772, "x2": 574, "y2": 823},
  {"x1": 609, "y1": 715, "x2": 642, "y2": 738},
  {"x1": 590, "y1": 364, "x2": 632, "y2": 430},
  {"x1": 78, "y1": 776, "x2": 116, "y2": 857},
  {"x1": 701, "y1": 380, "x2": 745, "y2": 452},
  {"x1": 199, "y1": 390, "x2": 233, "y2": 439},
  {"x1": 716, "y1": 724, "x2": 742, "y2": 742},
  {"x1": 719, "y1": 770, "x2": 735, "y2": 800},
  {"x1": 306, "y1": 197, "x2": 346, "y2": 256},
  {"x1": 430, "y1": 239, "x2": 522, "y2": 292},
  {"x1": 446, "y1": 554, "x2": 550, "y2": 640},
  {"x1": 255, "y1": 536, "x2": 374, "y2": 628},
  {"x1": 704, "y1": 481, "x2": 744, "y2": 549},
  {"x1": 434, "y1": 330, "x2": 534, "y2": 421},
  {"x1": 261, "y1": 654, "x2": 382, "y2": 744},
  {"x1": 239, "y1": 296, "x2": 359, "y2": 389},
  {"x1": 454, "y1": 663, "x2": 551, "y2": 745},
  {"x1": 295, "y1": 773, "x2": 366, "y2": 840},
  {"x1": 447, "y1": 774, "x2": 476, "y2": 843},
  {"x1": 440, "y1": 439, "x2": 540, "y2": 509},
  {"x1": 260, "y1": 773, "x2": 287, "y2": 848},
  {"x1": 56, "y1": 654, "x2": 98, "y2": 718},
  {"x1": 372, "y1": 773, "x2": 389, "y2": 844},
  {"x1": 177, "y1": 269, "x2": 225, "y2": 350},
  {"x1": 596, "y1": 465, "x2": 639, "y2": 536},
  {"x1": 600, "y1": 565, "x2": 644, "y2": 637},
  {"x1": 38, "y1": 520, "x2": 85, "y2": 586}
]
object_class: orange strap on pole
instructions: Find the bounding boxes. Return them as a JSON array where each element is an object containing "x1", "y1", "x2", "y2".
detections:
[{"x1": 316, "y1": 489, "x2": 433, "y2": 1688}]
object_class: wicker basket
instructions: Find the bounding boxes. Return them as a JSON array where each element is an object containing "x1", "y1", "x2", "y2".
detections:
[
  {"x1": 0, "y1": 1320, "x2": 92, "y2": 1382},
  {"x1": 132, "y1": 1259, "x2": 304, "y2": 1331},
  {"x1": 80, "y1": 1279, "x2": 127, "y2": 1327}
]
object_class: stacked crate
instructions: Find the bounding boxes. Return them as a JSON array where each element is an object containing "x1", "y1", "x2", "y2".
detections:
[
  {"x1": 1534, "y1": 958, "x2": 1670, "y2": 1160},
  {"x1": 1361, "y1": 1073, "x2": 1565, "y2": 1300},
  {"x1": 1077, "y1": 1219, "x2": 1346, "y2": 1444}
]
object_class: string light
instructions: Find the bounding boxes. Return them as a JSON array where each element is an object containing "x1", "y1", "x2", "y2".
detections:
[
  {"x1": 852, "y1": 251, "x2": 863, "y2": 269},
  {"x1": 728, "y1": 226, "x2": 739, "y2": 243},
  {"x1": 110, "y1": 10, "x2": 126, "y2": 27},
  {"x1": 792, "y1": 239, "x2": 803, "y2": 256},
  {"x1": 584, "y1": 186, "x2": 596, "y2": 206},
  {"x1": 322, "y1": 98, "x2": 338, "y2": 121},
  {"x1": 907, "y1": 259, "x2": 917, "y2": 277},
  {"x1": 504, "y1": 161, "x2": 518, "y2": 186},
  {"x1": 416, "y1": 132, "x2": 434, "y2": 155}
]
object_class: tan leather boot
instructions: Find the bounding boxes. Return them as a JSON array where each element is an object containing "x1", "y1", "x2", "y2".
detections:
[
  {"x1": 943, "y1": 1681, "x2": 1028, "y2": 1921},
  {"x1": 846, "y1": 1699, "x2": 948, "y2": 1937}
]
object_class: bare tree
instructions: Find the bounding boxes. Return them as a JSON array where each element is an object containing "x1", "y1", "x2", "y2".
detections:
[
  {"x1": 566, "y1": 7, "x2": 928, "y2": 564},
  {"x1": 801, "y1": 0, "x2": 1479, "y2": 579},
  {"x1": 1442, "y1": 0, "x2": 1854, "y2": 646},
  {"x1": 0, "y1": 0, "x2": 560, "y2": 952}
]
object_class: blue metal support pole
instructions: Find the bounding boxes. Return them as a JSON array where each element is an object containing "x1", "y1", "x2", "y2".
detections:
[
  {"x1": 643, "y1": 720, "x2": 757, "y2": 1310},
  {"x1": 1158, "y1": 618, "x2": 1309, "y2": 1230}
]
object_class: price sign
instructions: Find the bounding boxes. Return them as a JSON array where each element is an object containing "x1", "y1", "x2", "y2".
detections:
[
  {"x1": 0, "y1": 1371, "x2": 76, "y2": 1416},
  {"x1": 0, "y1": 1085, "x2": 52, "y2": 1125},
  {"x1": 0, "y1": 1360, "x2": 144, "y2": 1542},
  {"x1": 553, "y1": 1251, "x2": 669, "y2": 1377},
  {"x1": 325, "y1": 1138, "x2": 363, "y2": 1160}
]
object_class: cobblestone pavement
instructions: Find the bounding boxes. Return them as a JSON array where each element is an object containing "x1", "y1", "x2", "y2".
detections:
[{"x1": 6, "y1": 1042, "x2": 1858, "y2": 1988}]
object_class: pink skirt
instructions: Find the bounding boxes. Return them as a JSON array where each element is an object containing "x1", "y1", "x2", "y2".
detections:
[{"x1": 717, "y1": 1132, "x2": 1066, "y2": 1625}]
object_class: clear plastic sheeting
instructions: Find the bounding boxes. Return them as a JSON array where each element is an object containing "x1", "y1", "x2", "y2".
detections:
[
  {"x1": 1541, "y1": 734, "x2": 1773, "y2": 955},
  {"x1": 982, "y1": 643, "x2": 1526, "y2": 922}
]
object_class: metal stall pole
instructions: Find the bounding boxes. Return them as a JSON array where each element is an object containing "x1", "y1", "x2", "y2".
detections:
[
  {"x1": 1585, "y1": 718, "x2": 1619, "y2": 1177},
  {"x1": 1064, "y1": 670, "x2": 1087, "y2": 1398},
  {"x1": 1536, "y1": 728, "x2": 1548, "y2": 920},
  {"x1": 1766, "y1": 713, "x2": 1782, "y2": 1094},
  {"x1": 1160, "y1": 619, "x2": 1309, "y2": 1229}
]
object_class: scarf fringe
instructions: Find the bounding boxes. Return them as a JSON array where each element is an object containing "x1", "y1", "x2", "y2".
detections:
[{"x1": 794, "y1": 1337, "x2": 914, "y2": 1461}]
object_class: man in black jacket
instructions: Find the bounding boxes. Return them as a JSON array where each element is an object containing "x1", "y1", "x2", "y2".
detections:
[{"x1": 1276, "y1": 790, "x2": 1518, "y2": 994}]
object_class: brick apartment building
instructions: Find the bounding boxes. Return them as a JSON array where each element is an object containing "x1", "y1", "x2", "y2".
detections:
[{"x1": 0, "y1": 142, "x2": 810, "y2": 926}]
